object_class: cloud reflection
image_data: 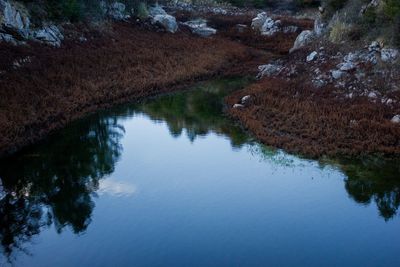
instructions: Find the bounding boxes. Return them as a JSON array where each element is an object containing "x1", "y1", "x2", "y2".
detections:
[{"x1": 98, "y1": 178, "x2": 136, "y2": 197}]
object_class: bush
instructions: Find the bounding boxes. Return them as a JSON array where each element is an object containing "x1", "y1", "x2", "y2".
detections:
[{"x1": 384, "y1": 0, "x2": 400, "y2": 20}]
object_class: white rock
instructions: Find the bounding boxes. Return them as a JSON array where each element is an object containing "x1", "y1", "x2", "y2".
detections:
[
  {"x1": 192, "y1": 26, "x2": 216, "y2": 37},
  {"x1": 251, "y1": 12, "x2": 269, "y2": 31},
  {"x1": 381, "y1": 48, "x2": 399, "y2": 63},
  {"x1": 283, "y1": 25, "x2": 298, "y2": 33},
  {"x1": 0, "y1": 0, "x2": 30, "y2": 38},
  {"x1": 107, "y1": 2, "x2": 127, "y2": 20},
  {"x1": 338, "y1": 62, "x2": 356, "y2": 71},
  {"x1": 306, "y1": 51, "x2": 318, "y2": 62},
  {"x1": 33, "y1": 25, "x2": 64, "y2": 47},
  {"x1": 331, "y1": 70, "x2": 344, "y2": 79},
  {"x1": 148, "y1": 5, "x2": 167, "y2": 17},
  {"x1": 241, "y1": 95, "x2": 251, "y2": 104},
  {"x1": 290, "y1": 30, "x2": 315, "y2": 53},
  {"x1": 368, "y1": 41, "x2": 381, "y2": 52},
  {"x1": 391, "y1": 115, "x2": 400, "y2": 124},
  {"x1": 152, "y1": 14, "x2": 178, "y2": 33},
  {"x1": 257, "y1": 63, "x2": 282, "y2": 78},
  {"x1": 233, "y1": 104, "x2": 244, "y2": 108}
]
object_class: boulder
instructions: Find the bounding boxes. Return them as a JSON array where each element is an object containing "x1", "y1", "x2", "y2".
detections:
[
  {"x1": 33, "y1": 25, "x2": 64, "y2": 47},
  {"x1": 152, "y1": 14, "x2": 178, "y2": 33},
  {"x1": 289, "y1": 30, "x2": 314, "y2": 53},
  {"x1": 0, "y1": 0, "x2": 30, "y2": 39}
]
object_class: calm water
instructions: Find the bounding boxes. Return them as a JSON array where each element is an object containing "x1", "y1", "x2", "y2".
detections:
[{"x1": 0, "y1": 79, "x2": 399, "y2": 267}]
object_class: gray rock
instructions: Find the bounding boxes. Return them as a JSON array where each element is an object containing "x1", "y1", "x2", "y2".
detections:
[
  {"x1": 338, "y1": 62, "x2": 356, "y2": 71},
  {"x1": 331, "y1": 70, "x2": 344, "y2": 79},
  {"x1": 0, "y1": 0, "x2": 30, "y2": 38},
  {"x1": 391, "y1": 115, "x2": 400, "y2": 124},
  {"x1": 0, "y1": 32, "x2": 17, "y2": 44},
  {"x1": 182, "y1": 19, "x2": 207, "y2": 30},
  {"x1": 306, "y1": 51, "x2": 318, "y2": 62},
  {"x1": 283, "y1": 25, "x2": 298, "y2": 33},
  {"x1": 233, "y1": 104, "x2": 244, "y2": 109},
  {"x1": 368, "y1": 41, "x2": 381, "y2": 52},
  {"x1": 381, "y1": 48, "x2": 399, "y2": 63},
  {"x1": 192, "y1": 26, "x2": 216, "y2": 37},
  {"x1": 152, "y1": 14, "x2": 178, "y2": 33},
  {"x1": 251, "y1": 12, "x2": 269, "y2": 31},
  {"x1": 148, "y1": 5, "x2": 167, "y2": 17},
  {"x1": 241, "y1": 95, "x2": 251, "y2": 104},
  {"x1": 236, "y1": 24, "x2": 247, "y2": 33},
  {"x1": 108, "y1": 2, "x2": 127, "y2": 20},
  {"x1": 257, "y1": 63, "x2": 282, "y2": 78},
  {"x1": 289, "y1": 30, "x2": 315, "y2": 53},
  {"x1": 33, "y1": 25, "x2": 64, "y2": 47},
  {"x1": 313, "y1": 16, "x2": 325, "y2": 36}
]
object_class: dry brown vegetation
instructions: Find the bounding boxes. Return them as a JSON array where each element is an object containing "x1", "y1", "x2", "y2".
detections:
[
  {"x1": 0, "y1": 21, "x2": 264, "y2": 156},
  {"x1": 226, "y1": 77, "x2": 400, "y2": 157}
]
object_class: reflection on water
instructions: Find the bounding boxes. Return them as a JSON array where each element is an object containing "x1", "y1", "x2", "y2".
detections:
[{"x1": 0, "y1": 78, "x2": 399, "y2": 265}]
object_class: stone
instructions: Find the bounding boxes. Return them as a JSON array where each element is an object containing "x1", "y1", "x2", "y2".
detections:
[
  {"x1": 192, "y1": 26, "x2": 216, "y2": 37},
  {"x1": 368, "y1": 41, "x2": 381, "y2": 52},
  {"x1": 251, "y1": 12, "x2": 269, "y2": 31},
  {"x1": 260, "y1": 17, "x2": 280, "y2": 36},
  {"x1": 236, "y1": 24, "x2": 247, "y2": 33},
  {"x1": 182, "y1": 19, "x2": 207, "y2": 30},
  {"x1": 152, "y1": 14, "x2": 178, "y2": 33},
  {"x1": 0, "y1": 32, "x2": 17, "y2": 45},
  {"x1": 306, "y1": 51, "x2": 318, "y2": 62},
  {"x1": 148, "y1": 5, "x2": 167, "y2": 17},
  {"x1": 381, "y1": 48, "x2": 399, "y2": 63},
  {"x1": 257, "y1": 63, "x2": 282, "y2": 78},
  {"x1": 331, "y1": 70, "x2": 344, "y2": 79},
  {"x1": 391, "y1": 115, "x2": 400, "y2": 124},
  {"x1": 107, "y1": 2, "x2": 127, "y2": 20},
  {"x1": 241, "y1": 95, "x2": 251, "y2": 104},
  {"x1": 0, "y1": 0, "x2": 30, "y2": 39},
  {"x1": 33, "y1": 25, "x2": 64, "y2": 47},
  {"x1": 289, "y1": 30, "x2": 314, "y2": 53},
  {"x1": 233, "y1": 104, "x2": 244, "y2": 109},
  {"x1": 283, "y1": 26, "x2": 298, "y2": 33},
  {"x1": 338, "y1": 62, "x2": 356, "y2": 71},
  {"x1": 313, "y1": 16, "x2": 325, "y2": 36}
]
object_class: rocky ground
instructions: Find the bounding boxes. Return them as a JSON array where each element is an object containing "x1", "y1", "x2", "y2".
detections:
[{"x1": 1, "y1": 1, "x2": 399, "y2": 158}]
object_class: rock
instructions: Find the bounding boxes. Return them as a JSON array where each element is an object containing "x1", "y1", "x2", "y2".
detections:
[
  {"x1": 182, "y1": 19, "x2": 207, "y2": 29},
  {"x1": 233, "y1": 104, "x2": 244, "y2": 109},
  {"x1": 0, "y1": 32, "x2": 17, "y2": 44},
  {"x1": 257, "y1": 63, "x2": 282, "y2": 78},
  {"x1": 241, "y1": 95, "x2": 251, "y2": 104},
  {"x1": 306, "y1": 51, "x2": 318, "y2": 62},
  {"x1": 314, "y1": 17, "x2": 325, "y2": 36},
  {"x1": 391, "y1": 115, "x2": 400, "y2": 124},
  {"x1": 338, "y1": 62, "x2": 356, "y2": 71},
  {"x1": 260, "y1": 17, "x2": 280, "y2": 36},
  {"x1": 331, "y1": 70, "x2": 344, "y2": 79},
  {"x1": 33, "y1": 25, "x2": 64, "y2": 47},
  {"x1": 289, "y1": 30, "x2": 314, "y2": 53},
  {"x1": 368, "y1": 92, "x2": 377, "y2": 98},
  {"x1": 192, "y1": 26, "x2": 216, "y2": 37},
  {"x1": 368, "y1": 41, "x2": 381, "y2": 52},
  {"x1": 152, "y1": 14, "x2": 178, "y2": 33},
  {"x1": 107, "y1": 2, "x2": 127, "y2": 20},
  {"x1": 283, "y1": 25, "x2": 298, "y2": 33},
  {"x1": 381, "y1": 48, "x2": 399, "y2": 63},
  {"x1": 236, "y1": 24, "x2": 247, "y2": 33},
  {"x1": 251, "y1": 12, "x2": 269, "y2": 31},
  {"x1": 0, "y1": 0, "x2": 30, "y2": 39},
  {"x1": 148, "y1": 5, "x2": 167, "y2": 17}
]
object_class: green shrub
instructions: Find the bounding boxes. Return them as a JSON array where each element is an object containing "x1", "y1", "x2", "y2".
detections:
[{"x1": 384, "y1": 0, "x2": 400, "y2": 20}]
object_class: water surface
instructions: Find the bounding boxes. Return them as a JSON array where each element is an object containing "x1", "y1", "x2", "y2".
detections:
[{"x1": 0, "y1": 79, "x2": 399, "y2": 267}]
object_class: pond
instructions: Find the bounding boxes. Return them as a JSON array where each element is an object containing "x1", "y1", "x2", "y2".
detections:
[{"x1": 0, "y1": 78, "x2": 399, "y2": 267}]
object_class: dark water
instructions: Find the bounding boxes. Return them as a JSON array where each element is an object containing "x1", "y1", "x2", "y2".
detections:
[{"x1": 0, "y1": 79, "x2": 399, "y2": 267}]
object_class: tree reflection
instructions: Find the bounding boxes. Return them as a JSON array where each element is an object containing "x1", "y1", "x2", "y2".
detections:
[
  {"x1": 333, "y1": 157, "x2": 400, "y2": 221},
  {"x1": 0, "y1": 115, "x2": 124, "y2": 261},
  {"x1": 132, "y1": 78, "x2": 251, "y2": 148}
]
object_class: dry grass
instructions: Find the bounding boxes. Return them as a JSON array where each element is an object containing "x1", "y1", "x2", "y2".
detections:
[
  {"x1": 226, "y1": 77, "x2": 400, "y2": 157},
  {"x1": 0, "y1": 22, "x2": 257, "y2": 156}
]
